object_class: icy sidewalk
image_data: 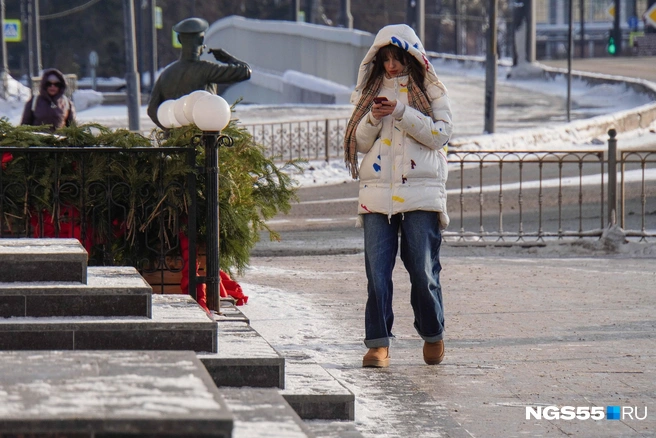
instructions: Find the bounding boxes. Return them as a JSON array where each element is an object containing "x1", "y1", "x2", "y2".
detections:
[{"x1": 237, "y1": 253, "x2": 656, "y2": 438}]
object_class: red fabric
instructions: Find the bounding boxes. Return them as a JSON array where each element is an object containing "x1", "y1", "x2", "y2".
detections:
[
  {"x1": 220, "y1": 270, "x2": 248, "y2": 306},
  {"x1": 179, "y1": 232, "x2": 248, "y2": 309},
  {"x1": 1, "y1": 152, "x2": 12, "y2": 169},
  {"x1": 179, "y1": 231, "x2": 208, "y2": 311},
  {"x1": 30, "y1": 206, "x2": 93, "y2": 251}
]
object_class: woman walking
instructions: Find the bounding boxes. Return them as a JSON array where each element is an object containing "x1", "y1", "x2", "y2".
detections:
[{"x1": 344, "y1": 24, "x2": 453, "y2": 368}]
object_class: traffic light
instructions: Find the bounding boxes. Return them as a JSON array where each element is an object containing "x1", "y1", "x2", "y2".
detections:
[{"x1": 607, "y1": 31, "x2": 616, "y2": 55}]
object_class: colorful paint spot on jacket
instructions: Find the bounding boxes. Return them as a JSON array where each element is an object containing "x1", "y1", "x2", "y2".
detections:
[
  {"x1": 360, "y1": 204, "x2": 372, "y2": 213},
  {"x1": 402, "y1": 175, "x2": 407, "y2": 184},
  {"x1": 381, "y1": 138, "x2": 391, "y2": 146},
  {"x1": 391, "y1": 36, "x2": 409, "y2": 51},
  {"x1": 373, "y1": 163, "x2": 381, "y2": 172},
  {"x1": 410, "y1": 159, "x2": 416, "y2": 169},
  {"x1": 391, "y1": 196, "x2": 405, "y2": 203}
]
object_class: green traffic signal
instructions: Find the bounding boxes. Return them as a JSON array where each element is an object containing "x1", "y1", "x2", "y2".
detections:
[{"x1": 607, "y1": 36, "x2": 616, "y2": 55}]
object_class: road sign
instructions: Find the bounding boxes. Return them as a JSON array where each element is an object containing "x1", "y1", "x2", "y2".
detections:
[
  {"x1": 627, "y1": 16, "x2": 639, "y2": 29},
  {"x1": 3, "y1": 19, "x2": 21, "y2": 42},
  {"x1": 645, "y1": 3, "x2": 656, "y2": 28},
  {"x1": 155, "y1": 7, "x2": 163, "y2": 30},
  {"x1": 606, "y1": 3, "x2": 614, "y2": 19},
  {"x1": 89, "y1": 51, "x2": 99, "y2": 67}
]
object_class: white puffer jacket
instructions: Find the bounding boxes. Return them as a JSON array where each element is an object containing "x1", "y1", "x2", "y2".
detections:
[{"x1": 353, "y1": 25, "x2": 453, "y2": 229}]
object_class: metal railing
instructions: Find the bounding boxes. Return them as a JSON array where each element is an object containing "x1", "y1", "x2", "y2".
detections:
[
  {"x1": 619, "y1": 149, "x2": 656, "y2": 241},
  {"x1": 444, "y1": 149, "x2": 609, "y2": 242},
  {"x1": 2, "y1": 131, "x2": 653, "y2": 279},
  {"x1": 243, "y1": 118, "x2": 348, "y2": 162},
  {"x1": 244, "y1": 120, "x2": 654, "y2": 243}
]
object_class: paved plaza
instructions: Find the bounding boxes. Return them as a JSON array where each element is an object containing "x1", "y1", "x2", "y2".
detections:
[{"x1": 238, "y1": 250, "x2": 656, "y2": 437}]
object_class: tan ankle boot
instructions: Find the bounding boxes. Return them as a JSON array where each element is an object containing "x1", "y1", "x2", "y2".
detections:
[
  {"x1": 423, "y1": 340, "x2": 445, "y2": 365},
  {"x1": 362, "y1": 347, "x2": 390, "y2": 368}
]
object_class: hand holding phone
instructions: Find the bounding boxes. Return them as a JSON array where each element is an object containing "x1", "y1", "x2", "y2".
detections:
[{"x1": 373, "y1": 96, "x2": 389, "y2": 104}]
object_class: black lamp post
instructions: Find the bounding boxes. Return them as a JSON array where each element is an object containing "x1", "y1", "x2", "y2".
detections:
[{"x1": 157, "y1": 92, "x2": 232, "y2": 313}]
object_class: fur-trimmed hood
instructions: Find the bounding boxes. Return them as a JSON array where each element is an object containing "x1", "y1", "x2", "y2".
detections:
[
  {"x1": 351, "y1": 24, "x2": 445, "y2": 104},
  {"x1": 39, "y1": 68, "x2": 67, "y2": 99}
]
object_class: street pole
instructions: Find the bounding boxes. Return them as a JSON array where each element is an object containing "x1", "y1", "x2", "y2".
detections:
[
  {"x1": 406, "y1": 0, "x2": 416, "y2": 29},
  {"x1": 0, "y1": 0, "x2": 8, "y2": 99},
  {"x1": 526, "y1": 0, "x2": 535, "y2": 62},
  {"x1": 304, "y1": 0, "x2": 313, "y2": 23},
  {"x1": 203, "y1": 131, "x2": 220, "y2": 313},
  {"x1": 484, "y1": 0, "x2": 498, "y2": 134},
  {"x1": 417, "y1": 0, "x2": 425, "y2": 46},
  {"x1": 123, "y1": 0, "x2": 141, "y2": 132},
  {"x1": 31, "y1": 0, "x2": 41, "y2": 76},
  {"x1": 201, "y1": 130, "x2": 233, "y2": 312},
  {"x1": 338, "y1": 0, "x2": 353, "y2": 29},
  {"x1": 454, "y1": 0, "x2": 459, "y2": 55},
  {"x1": 607, "y1": 129, "x2": 618, "y2": 226},
  {"x1": 613, "y1": 0, "x2": 622, "y2": 54},
  {"x1": 135, "y1": 0, "x2": 143, "y2": 83},
  {"x1": 148, "y1": 0, "x2": 157, "y2": 93},
  {"x1": 579, "y1": 0, "x2": 585, "y2": 57},
  {"x1": 25, "y1": 0, "x2": 38, "y2": 83},
  {"x1": 567, "y1": 0, "x2": 573, "y2": 122}
]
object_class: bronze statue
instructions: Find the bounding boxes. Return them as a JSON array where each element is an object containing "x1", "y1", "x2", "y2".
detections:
[{"x1": 147, "y1": 17, "x2": 252, "y2": 129}]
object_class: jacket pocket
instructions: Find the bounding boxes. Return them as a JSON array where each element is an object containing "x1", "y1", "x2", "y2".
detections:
[
  {"x1": 402, "y1": 144, "x2": 439, "y2": 180},
  {"x1": 359, "y1": 140, "x2": 384, "y2": 182}
]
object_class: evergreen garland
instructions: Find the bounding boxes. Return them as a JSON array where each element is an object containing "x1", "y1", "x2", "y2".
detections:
[{"x1": 0, "y1": 116, "x2": 298, "y2": 275}]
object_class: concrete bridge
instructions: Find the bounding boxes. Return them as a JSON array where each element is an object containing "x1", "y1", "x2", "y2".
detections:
[{"x1": 203, "y1": 15, "x2": 374, "y2": 104}]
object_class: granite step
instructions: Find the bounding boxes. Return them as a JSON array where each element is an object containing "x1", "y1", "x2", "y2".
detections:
[
  {"x1": 304, "y1": 420, "x2": 365, "y2": 438},
  {"x1": 0, "y1": 350, "x2": 232, "y2": 437},
  {"x1": 0, "y1": 266, "x2": 152, "y2": 318},
  {"x1": 207, "y1": 304, "x2": 356, "y2": 421},
  {"x1": 0, "y1": 238, "x2": 87, "y2": 283},
  {"x1": 199, "y1": 320, "x2": 284, "y2": 388},
  {"x1": 221, "y1": 387, "x2": 316, "y2": 438},
  {"x1": 0, "y1": 295, "x2": 217, "y2": 352},
  {"x1": 282, "y1": 362, "x2": 355, "y2": 421}
]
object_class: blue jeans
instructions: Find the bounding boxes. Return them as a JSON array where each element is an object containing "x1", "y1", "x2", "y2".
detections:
[{"x1": 362, "y1": 211, "x2": 444, "y2": 348}]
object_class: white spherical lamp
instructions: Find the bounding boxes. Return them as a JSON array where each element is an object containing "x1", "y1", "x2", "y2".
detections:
[
  {"x1": 182, "y1": 90, "x2": 211, "y2": 123},
  {"x1": 173, "y1": 97, "x2": 191, "y2": 126},
  {"x1": 192, "y1": 94, "x2": 231, "y2": 132},
  {"x1": 156, "y1": 100, "x2": 176, "y2": 128},
  {"x1": 168, "y1": 103, "x2": 182, "y2": 128}
]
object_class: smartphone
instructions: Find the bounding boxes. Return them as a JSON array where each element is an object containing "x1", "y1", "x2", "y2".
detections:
[{"x1": 373, "y1": 96, "x2": 389, "y2": 104}]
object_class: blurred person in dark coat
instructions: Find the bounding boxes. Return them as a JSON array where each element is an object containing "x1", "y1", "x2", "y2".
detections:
[{"x1": 21, "y1": 68, "x2": 75, "y2": 131}]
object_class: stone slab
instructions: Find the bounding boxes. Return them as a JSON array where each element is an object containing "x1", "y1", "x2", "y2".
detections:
[
  {"x1": 0, "y1": 267, "x2": 152, "y2": 318},
  {"x1": 304, "y1": 420, "x2": 365, "y2": 438},
  {"x1": 199, "y1": 321, "x2": 284, "y2": 388},
  {"x1": 221, "y1": 387, "x2": 315, "y2": 438},
  {"x1": 282, "y1": 363, "x2": 355, "y2": 421},
  {"x1": 0, "y1": 295, "x2": 217, "y2": 352},
  {"x1": 0, "y1": 238, "x2": 87, "y2": 283},
  {"x1": 0, "y1": 350, "x2": 232, "y2": 437}
]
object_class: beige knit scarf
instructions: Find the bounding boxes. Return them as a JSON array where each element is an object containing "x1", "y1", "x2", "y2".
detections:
[{"x1": 344, "y1": 73, "x2": 434, "y2": 179}]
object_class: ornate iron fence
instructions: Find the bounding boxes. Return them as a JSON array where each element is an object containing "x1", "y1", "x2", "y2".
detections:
[{"x1": 0, "y1": 145, "x2": 199, "y2": 294}]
